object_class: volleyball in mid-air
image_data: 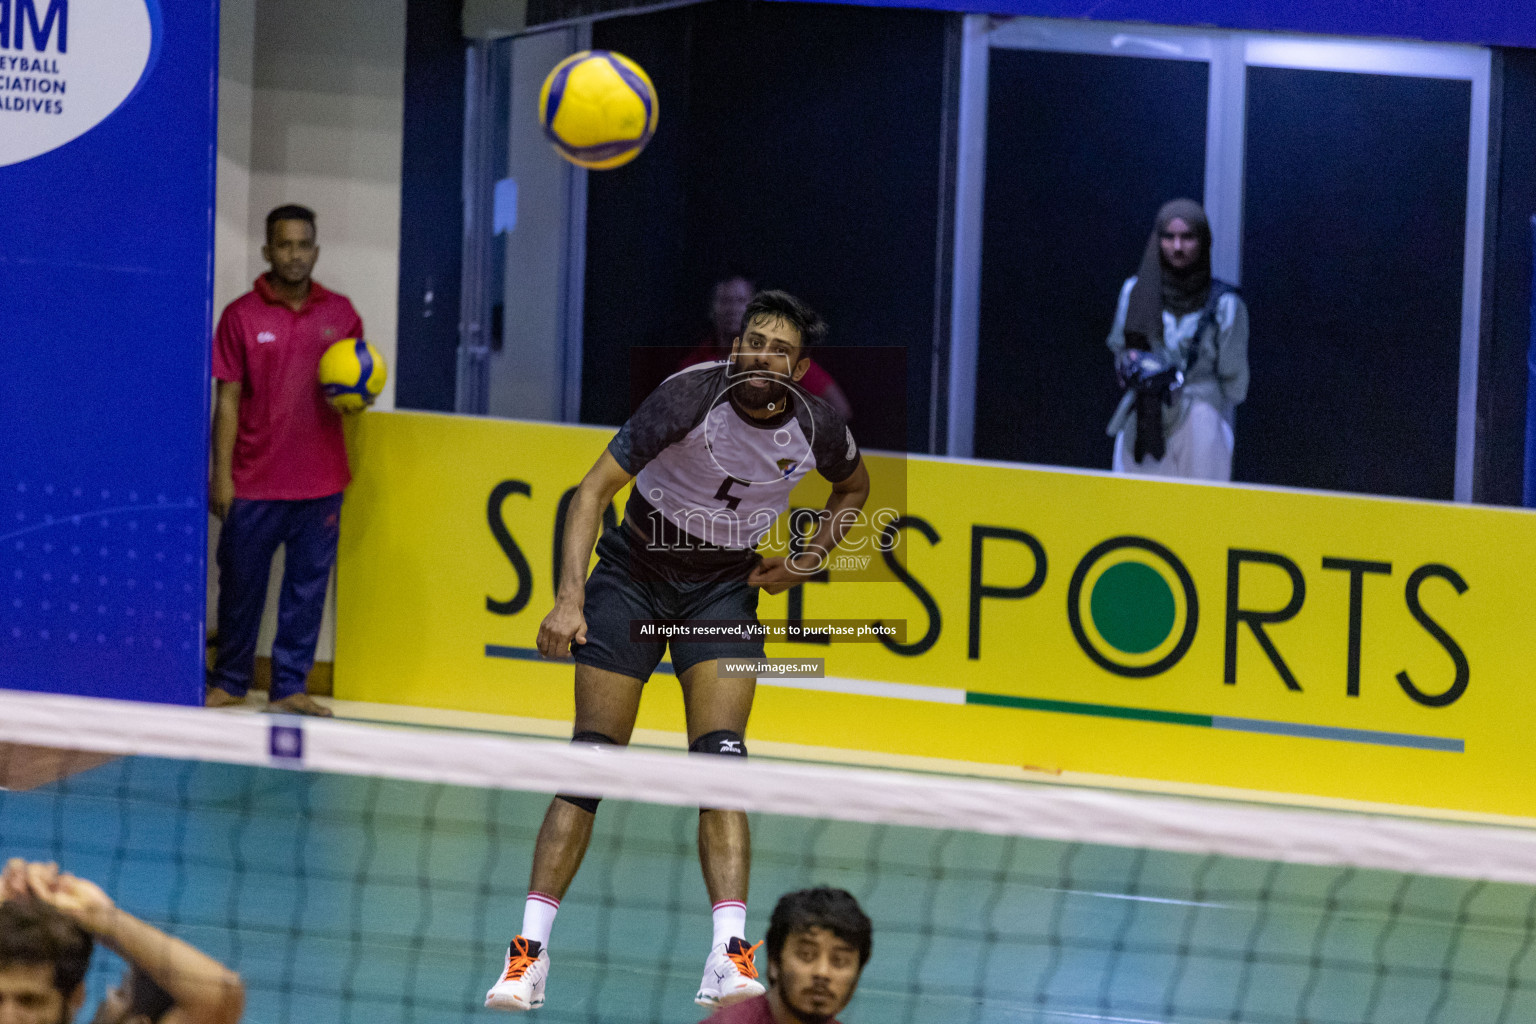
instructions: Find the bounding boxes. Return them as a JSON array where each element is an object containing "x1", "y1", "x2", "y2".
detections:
[
  {"x1": 539, "y1": 50, "x2": 658, "y2": 170},
  {"x1": 318, "y1": 338, "x2": 387, "y2": 414}
]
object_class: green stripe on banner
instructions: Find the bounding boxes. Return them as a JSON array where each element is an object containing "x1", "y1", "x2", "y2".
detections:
[{"x1": 965, "y1": 691, "x2": 1213, "y2": 728}]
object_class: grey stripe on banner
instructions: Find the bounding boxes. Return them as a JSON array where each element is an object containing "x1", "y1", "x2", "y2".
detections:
[{"x1": 1213, "y1": 716, "x2": 1464, "y2": 753}]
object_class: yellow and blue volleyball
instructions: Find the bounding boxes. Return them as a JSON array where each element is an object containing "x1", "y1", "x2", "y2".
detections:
[
  {"x1": 317, "y1": 338, "x2": 386, "y2": 414},
  {"x1": 539, "y1": 50, "x2": 658, "y2": 170}
]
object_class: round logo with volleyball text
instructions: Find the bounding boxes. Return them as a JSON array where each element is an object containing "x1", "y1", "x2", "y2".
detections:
[
  {"x1": 1067, "y1": 536, "x2": 1197, "y2": 677},
  {"x1": 0, "y1": 0, "x2": 160, "y2": 168}
]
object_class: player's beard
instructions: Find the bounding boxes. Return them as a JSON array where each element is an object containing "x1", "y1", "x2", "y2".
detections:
[
  {"x1": 783, "y1": 989, "x2": 840, "y2": 1024},
  {"x1": 729, "y1": 365, "x2": 790, "y2": 412},
  {"x1": 789, "y1": 1013, "x2": 834, "y2": 1024},
  {"x1": 274, "y1": 263, "x2": 312, "y2": 287}
]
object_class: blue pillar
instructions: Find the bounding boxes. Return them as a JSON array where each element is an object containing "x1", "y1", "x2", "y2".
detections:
[{"x1": 0, "y1": 0, "x2": 217, "y2": 703}]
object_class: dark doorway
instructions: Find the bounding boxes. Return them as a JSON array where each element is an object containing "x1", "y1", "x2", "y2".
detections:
[
  {"x1": 1239, "y1": 67, "x2": 1470, "y2": 499},
  {"x1": 584, "y1": 1, "x2": 947, "y2": 452},
  {"x1": 974, "y1": 50, "x2": 1209, "y2": 469}
]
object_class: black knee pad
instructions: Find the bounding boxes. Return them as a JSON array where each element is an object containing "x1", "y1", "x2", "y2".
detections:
[
  {"x1": 557, "y1": 731, "x2": 621, "y2": 813},
  {"x1": 689, "y1": 730, "x2": 747, "y2": 758},
  {"x1": 692, "y1": 730, "x2": 747, "y2": 816},
  {"x1": 555, "y1": 793, "x2": 601, "y2": 814}
]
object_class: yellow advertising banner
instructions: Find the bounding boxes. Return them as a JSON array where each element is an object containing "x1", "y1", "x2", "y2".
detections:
[{"x1": 336, "y1": 411, "x2": 1536, "y2": 818}]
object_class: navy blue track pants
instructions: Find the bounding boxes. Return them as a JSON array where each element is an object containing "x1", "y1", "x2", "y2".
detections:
[{"x1": 210, "y1": 493, "x2": 342, "y2": 700}]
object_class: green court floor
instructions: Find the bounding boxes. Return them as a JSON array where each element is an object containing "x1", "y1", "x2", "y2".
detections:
[{"x1": 2, "y1": 753, "x2": 1532, "y2": 1024}]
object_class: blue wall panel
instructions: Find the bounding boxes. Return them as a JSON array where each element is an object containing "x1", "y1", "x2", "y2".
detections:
[
  {"x1": 0, "y1": 0, "x2": 217, "y2": 704},
  {"x1": 812, "y1": 0, "x2": 1536, "y2": 50}
]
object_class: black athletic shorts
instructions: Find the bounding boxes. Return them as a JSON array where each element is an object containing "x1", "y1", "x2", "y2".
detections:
[{"x1": 572, "y1": 523, "x2": 765, "y2": 680}]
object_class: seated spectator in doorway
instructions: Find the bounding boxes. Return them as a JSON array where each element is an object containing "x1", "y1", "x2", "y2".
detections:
[
  {"x1": 0, "y1": 859, "x2": 244, "y2": 1024},
  {"x1": 1105, "y1": 199, "x2": 1249, "y2": 481},
  {"x1": 678, "y1": 273, "x2": 854, "y2": 422}
]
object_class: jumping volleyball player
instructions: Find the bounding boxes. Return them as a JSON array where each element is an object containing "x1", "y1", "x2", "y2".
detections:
[{"x1": 484, "y1": 291, "x2": 870, "y2": 1013}]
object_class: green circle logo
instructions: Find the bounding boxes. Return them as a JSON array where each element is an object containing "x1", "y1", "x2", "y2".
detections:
[
  {"x1": 1068, "y1": 537, "x2": 1199, "y2": 678},
  {"x1": 1090, "y1": 562, "x2": 1176, "y2": 654}
]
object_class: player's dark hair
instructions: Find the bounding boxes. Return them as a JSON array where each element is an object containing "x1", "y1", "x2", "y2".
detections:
[
  {"x1": 765, "y1": 887, "x2": 872, "y2": 969},
  {"x1": 0, "y1": 899, "x2": 94, "y2": 996},
  {"x1": 126, "y1": 966, "x2": 176, "y2": 1022},
  {"x1": 265, "y1": 204, "x2": 316, "y2": 243},
  {"x1": 740, "y1": 290, "x2": 827, "y2": 351}
]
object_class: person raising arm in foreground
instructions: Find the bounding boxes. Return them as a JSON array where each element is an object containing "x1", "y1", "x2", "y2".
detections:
[{"x1": 0, "y1": 859, "x2": 244, "y2": 1024}]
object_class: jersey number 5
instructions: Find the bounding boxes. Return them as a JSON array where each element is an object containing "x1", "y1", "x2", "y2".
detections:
[{"x1": 714, "y1": 475, "x2": 750, "y2": 511}]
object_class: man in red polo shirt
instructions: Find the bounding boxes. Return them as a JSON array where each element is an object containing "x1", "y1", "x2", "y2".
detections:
[{"x1": 205, "y1": 204, "x2": 363, "y2": 716}]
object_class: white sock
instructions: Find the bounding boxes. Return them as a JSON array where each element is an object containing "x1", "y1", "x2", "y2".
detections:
[
  {"x1": 521, "y1": 892, "x2": 560, "y2": 948},
  {"x1": 712, "y1": 900, "x2": 747, "y2": 948}
]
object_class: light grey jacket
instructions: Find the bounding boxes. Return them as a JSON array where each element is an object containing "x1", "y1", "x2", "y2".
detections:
[{"x1": 1105, "y1": 275, "x2": 1250, "y2": 439}]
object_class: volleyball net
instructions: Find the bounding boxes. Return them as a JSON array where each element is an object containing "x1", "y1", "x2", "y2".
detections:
[{"x1": 2, "y1": 689, "x2": 1535, "y2": 1024}]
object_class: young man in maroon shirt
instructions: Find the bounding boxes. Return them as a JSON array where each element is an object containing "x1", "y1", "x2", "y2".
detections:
[
  {"x1": 700, "y1": 888, "x2": 872, "y2": 1024},
  {"x1": 205, "y1": 205, "x2": 363, "y2": 717}
]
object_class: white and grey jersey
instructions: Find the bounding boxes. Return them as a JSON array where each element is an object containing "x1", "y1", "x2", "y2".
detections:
[{"x1": 608, "y1": 361, "x2": 861, "y2": 552}]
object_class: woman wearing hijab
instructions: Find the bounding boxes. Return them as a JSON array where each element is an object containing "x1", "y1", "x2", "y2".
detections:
[{"x1": 1105, "y1": 199, "x2": 1249, "y2": 480}]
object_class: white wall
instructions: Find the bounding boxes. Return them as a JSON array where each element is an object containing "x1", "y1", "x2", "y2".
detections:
[
  {"x1": 247, "y1": 0, "x2": 406, "y2": 406},
  {"x1": 216, "y1": 0, "x2": 256, "y2": 314},
  {"x1": 210, "y1": 0, "x2": 406, "y2": 670}
]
